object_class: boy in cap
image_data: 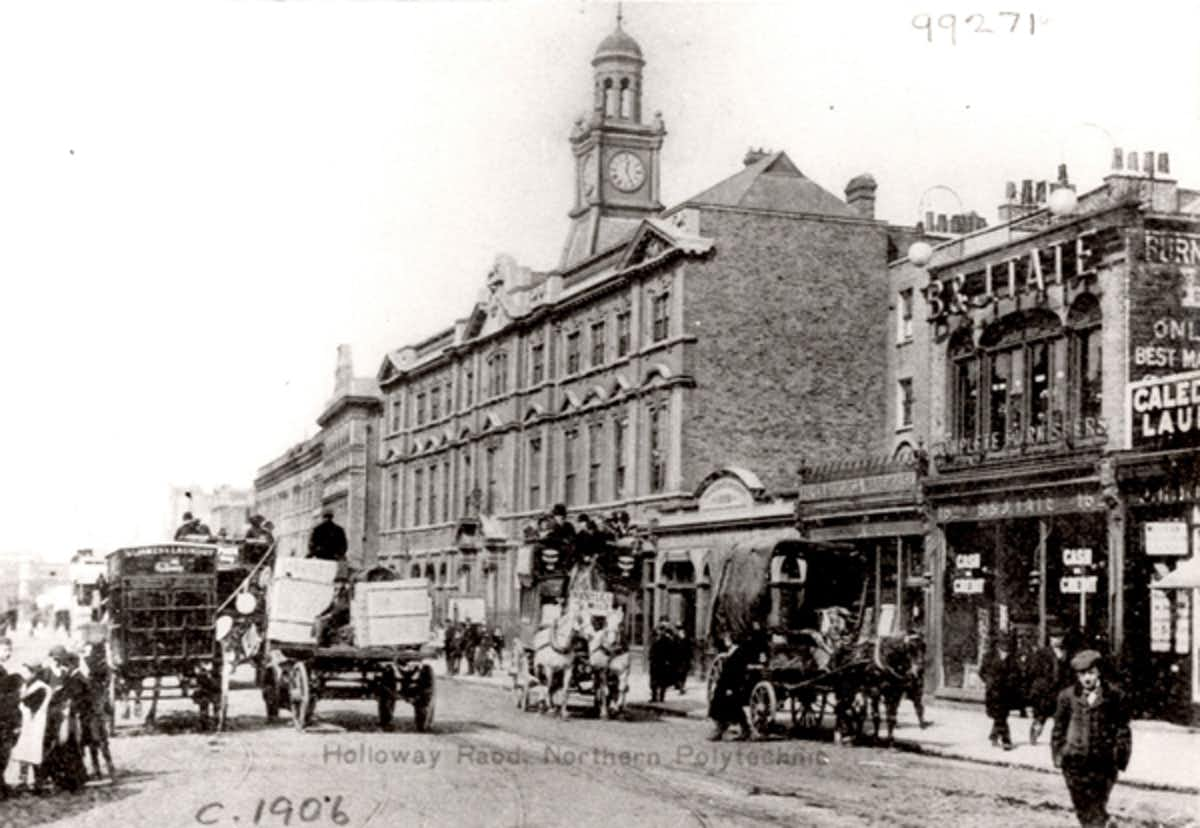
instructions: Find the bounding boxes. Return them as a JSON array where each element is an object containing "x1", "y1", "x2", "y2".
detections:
[{"x1": 1051, "y1": 649, "x2": 1132, "y2": 828}]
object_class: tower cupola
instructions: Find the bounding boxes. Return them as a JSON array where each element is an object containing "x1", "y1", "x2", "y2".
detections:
[{"x1": 592, "y1": 16, "x2": 644, "y2": 122}]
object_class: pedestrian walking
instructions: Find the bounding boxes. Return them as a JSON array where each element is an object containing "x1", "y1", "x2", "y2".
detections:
[
  {"x1": 82, "y1": 642, "x2": 116, "y2": 781},
  {"x1": 1025, "y1": 631, "x2": 1068, "y2": 746},
  {"x1": 0, "y1": 637, "x2": 22, "y2": 799},
  {"x1": 707, "y1": 632, "x2": 759, "y2": 741},
  {"x1": 1051, "y1": 649, "x2": 1132, "y2": 828},
  {"x1": 980, "y1": 635, "x2": 1021, "y2": 750},
  {"x1": 42, "y1": 650, "x2": 89, "y2": 793},
  {"x1": 13, "y1": 664, "x2": 53, "y2": 793},
  {"x1": 648, "y1": 621, "x2": 675, "y2": 703}
]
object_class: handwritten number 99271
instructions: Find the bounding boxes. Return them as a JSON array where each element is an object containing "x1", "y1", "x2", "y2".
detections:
[{"x1": 913, "y1": 12, "x2": 1046, "y2": 45}]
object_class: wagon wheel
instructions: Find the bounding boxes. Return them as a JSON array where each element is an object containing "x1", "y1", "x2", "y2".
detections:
[
  {"x1": 259, "y1": 662, "x2": 281, "y2": 721},
  {"x1": 287, "y1": 662, "x2": 314, "y2": 731},
  {"x1": 748, "y1": 680, "x2": 777, "y2": 740},
  {"x1": 706, "y1": 653, "x2": 726, "y2": 704},
  {"x1": 791, "y1": 689, "x2": 825, "y2": 733},
  {"x1": 377, "y1": 664, "x2": 398, "y2": 729},
  {"x1": 413, "y1": 663, "x2": 435, "y2": 732}
]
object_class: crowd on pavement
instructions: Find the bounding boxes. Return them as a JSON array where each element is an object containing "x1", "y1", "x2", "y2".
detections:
[{"x1": 0, "y1": 635, "x2": 115, "y2": 800}]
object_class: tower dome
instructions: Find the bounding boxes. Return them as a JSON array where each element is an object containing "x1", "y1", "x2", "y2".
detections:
[{"x1": 593, "y1": 24, "x2": 644, "y2": 65}]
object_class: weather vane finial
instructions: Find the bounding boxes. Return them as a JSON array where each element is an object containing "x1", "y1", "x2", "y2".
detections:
[{"x1": 617, "y1": 2, "x2": 623, "y2": 27}]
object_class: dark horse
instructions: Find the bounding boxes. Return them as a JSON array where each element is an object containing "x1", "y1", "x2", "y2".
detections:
[{"x1": 831, "y1": 634, "x2": 926, "y2": 746}]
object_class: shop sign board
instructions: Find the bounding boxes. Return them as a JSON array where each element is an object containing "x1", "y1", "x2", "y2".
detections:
[
  {"x1": 1145, "y1": 522, "x2": 1189, "y2": 557},
  {"x1": 795, "y1": 470, "x2": 917, "y2": 503},
  {"x1": 1176, "y1": 590, "x2": 1192, "y2": 655},
  {"x1": 1063, "y1": 547, "x2": 1093, "y2": 566},
  {"x1": 1060, "y1": 575, "x2": 1098, "y2": 594},
  {"x1": 955, "y1": 553, "x2": 981, "y2": 570},
  {"x1": 934, "y1": 491, "x2": 1103, "y2": 523},
  {"x1": 953, "y1": 577, "x2": 985, "y2": 595}
]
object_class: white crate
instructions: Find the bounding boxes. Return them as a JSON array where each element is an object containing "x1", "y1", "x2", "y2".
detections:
[
  {"x1": 352, "y1": 614, "x2": 430, "y2": 648},
  {"x1": 349, "y1": 580, "x2": 431, "y2": 647},
  {"x1": 266, "y1": 558, "x2": 338, "y2": 644},
  {"x1": 354, "y1": 581, "x2": 430, "y2": 616}
]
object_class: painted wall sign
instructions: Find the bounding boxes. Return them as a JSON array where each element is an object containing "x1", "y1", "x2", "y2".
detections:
[
  {"x1": 1151, "y1": 588, "x2": 1172, "y2": 653},
  {"x1": 1145, "y1": 521, "x2": 1189, "y2": 557},
  {"x1": 934, "y1": 417, "x2": 1108, "y2": 463},
  {"x1": 925, "y1": 228, "x2": 1117, "y2": 323},
  {"x1": 1175, "y1": 590, "x2": 1191, "y2": 655}
]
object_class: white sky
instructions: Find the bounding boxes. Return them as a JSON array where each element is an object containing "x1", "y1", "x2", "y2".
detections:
[{"x1": 2, "y1": 0, "x2": 1198, "y2": 559}]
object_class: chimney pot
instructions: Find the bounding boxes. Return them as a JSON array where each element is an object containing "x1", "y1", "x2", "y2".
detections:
[
  {"x1": 925, "y1": 210, "x2": 935, "y2": 230},
  {"x1": 1036, "y1": 181, "x2": 1047, "y2": 203},
  {"x1": 1005, "y1": 181, "x2": 1017, "y2": 201},
  {"x1": 1127, "y1": 151, "x2": 1139, "y2": 172},
  {"x1": 1111, "y1": 148, "x2": 1124, "y2": 171},
  {"x1": 1021, "y1": 180, "x2": 1034, "y2": 204},
  {"x1": 936, "y1": 214, "x2": 948, "y2": 232},
  {"x1": 1159, "y1": 152, "x2": 1171, "y2": 174},
  {"x1": 1145, "y1": 151, "x2": 1156, "y2": 178},
  {"x1": 1058, "y1": 163, "x2": 1070, "y2": 185}
]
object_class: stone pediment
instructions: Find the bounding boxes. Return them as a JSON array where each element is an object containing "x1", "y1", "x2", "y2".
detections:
[{"x1": 617, "y1": 218, "x2": 714, "y2": 273}]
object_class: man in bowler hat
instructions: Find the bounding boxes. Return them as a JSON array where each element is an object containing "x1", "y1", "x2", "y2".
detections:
[{"x1": 1051, "y1": 649, "x2": 1132, "y2": 827}]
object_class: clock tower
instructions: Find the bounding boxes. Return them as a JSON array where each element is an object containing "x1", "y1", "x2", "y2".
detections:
[{"x1": 561, "y1": 16, "x2": 666, "y2": 269}]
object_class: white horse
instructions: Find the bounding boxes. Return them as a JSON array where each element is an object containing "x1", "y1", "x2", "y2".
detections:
[
  {"x1": 588, "y1": 610, "x2": 630, "y2": 719},
  {"x1": 531, "y1": 612, "x2": 582, "y2": 719}
]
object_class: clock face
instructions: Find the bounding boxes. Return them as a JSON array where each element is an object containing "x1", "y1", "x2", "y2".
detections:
[
  {"x1": 608, "y1": 151, "x2": 646, "y2": 193},
  {"x1": 581, "y1": 153, "x2": 598, "y2": 198}
]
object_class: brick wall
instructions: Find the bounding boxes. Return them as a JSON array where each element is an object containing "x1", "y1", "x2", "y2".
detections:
[{"x1": 682, "y1": 209, "x2": 890, "y2": 493}]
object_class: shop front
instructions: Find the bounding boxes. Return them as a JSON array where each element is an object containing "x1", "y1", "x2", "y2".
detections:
[{"x1": 928, "y1": 480, "x2": 1111, "y2": 699}]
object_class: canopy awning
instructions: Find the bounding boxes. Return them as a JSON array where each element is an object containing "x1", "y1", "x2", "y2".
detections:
[{"x1": 1154, "y1": 556, "x2": 1200, "y2": 589}]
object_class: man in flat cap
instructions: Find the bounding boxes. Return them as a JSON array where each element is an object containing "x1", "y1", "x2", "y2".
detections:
[
  {"x1": 308, "y1": 510, "x2": 348, "y2": 565},
  {"x1": 1051, "y1": 649, "x2": 1132, "y2": 827}
]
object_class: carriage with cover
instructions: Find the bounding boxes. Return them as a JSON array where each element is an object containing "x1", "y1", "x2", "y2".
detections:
[
  {"x1": 706, "y1": 538, "x2": 924, "y2": 745},
  {"x1": 511, "y1": 511, "x2": 649, "y2": 719}
]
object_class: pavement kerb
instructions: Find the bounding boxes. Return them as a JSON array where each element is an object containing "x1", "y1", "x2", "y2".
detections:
[{"x1": 438, "y1": 670, "x2": 1200, "y2": 797}]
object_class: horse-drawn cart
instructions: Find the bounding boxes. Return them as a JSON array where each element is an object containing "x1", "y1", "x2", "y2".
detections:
[
  {"x1": 256, "y1": 558, "x2": 436, "y2": 731},
  {"x1": 104, "y1": 543, "x2": 226, "y2": 728}
]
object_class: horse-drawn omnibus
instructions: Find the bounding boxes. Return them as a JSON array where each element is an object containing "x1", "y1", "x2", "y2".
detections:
[
  {"x1": 707, "y1": 538, "x2": 924, "y2": 744},
  {"x1": 511, "y1": 512, "x2": 650, "y2": 719}
]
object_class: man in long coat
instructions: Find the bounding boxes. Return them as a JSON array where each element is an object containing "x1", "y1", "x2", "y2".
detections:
[
  {"x1": 308, "y1": 511, "x2": 348, "y2": 565},
  {"x1": 1051, "y1": 650, "x2": 1132, "y2": 827},
  {"x1": 707, "y1": 631, "x2": 761, "y2": 741}
]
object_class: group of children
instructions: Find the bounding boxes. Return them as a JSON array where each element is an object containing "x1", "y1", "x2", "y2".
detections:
[{"x1": 0, "y1": 637, "x2": 115, "y2": 799}]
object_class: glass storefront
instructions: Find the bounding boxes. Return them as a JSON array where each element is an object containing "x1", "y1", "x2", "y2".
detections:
[{"x1": 941, "y1": 513, "x2": 1108, "y2": 691}]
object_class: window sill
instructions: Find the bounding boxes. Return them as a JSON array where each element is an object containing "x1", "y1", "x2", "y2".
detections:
[
  {"x1": 896, "y1": 338, "x2": 913, "y2": 348},
  {"x1": 895, "y1": 424, "x2": 914, "y2": 434}
]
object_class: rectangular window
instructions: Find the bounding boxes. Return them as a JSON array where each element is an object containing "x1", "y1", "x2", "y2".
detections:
[
  {"x1": 390, "y1": 398, "x2": 402, "y2": 433},
  {"x1": 485, "y1": 446, "x2": 497, "y2": 514},
  {"x1": 563, "y1": 428, "x2": 578, "y2": 506},
  {"x1": 652, "y1": 292, "x2": 670, "y2": 342},
  {"x1": 430, "y1": 386, "x2": 441, "y2": 421},
  {"x1": 588, "y1": 422, "x2": 603, "y2": 503},
  {"x1": 1078, "y1": 328, "x2": 1102, "y2": 421},
  {"x1": 591, "y1": 321, "x2": 606, "y2": 368},
  {"x1": 566, "y1": 331, "x2": 581, "y2": 375},
  {"x1": 956, "y1": 359, "x2": 979, "y2": 441},
  {"x1": 898, "y1": 378, "x2": 914, "y2": 429},
  {"x1": 531, "y1": 343, "x2": 545, "y2": 385},
  {"x1": 464, "y1": 367, "x2": 474, "y2": 408},
  {"x1": 428, "y1": 463, "x2": 438, "y2": 524},
  {"x1": 614, "y1": 418, "x2": 627, "y2": 498},
  {"x1": 413, "y1": 468, "x2": 424, "y2": 526},
  {"x1": 899, "y1": 289, "x2": 914, "y2": 342},
  {"x1": 389, "y1": 470, "x2": 400, "y2": 529},
  {"x1": 617, "y1": 311, "x2": 631, "y2": 357},
  {"x1": 461, "y1": 450, "x2": 473, "y2": 514},
  {"x1": 528, "y1": 438, "x2": 542, "y2": 510},
  {"x1": 1028, "y1": 341, "x2": 1051, "y2": 429},
  {"x1": 443, "y1": 459, "x2": 452, "y2": 521},
  {"x1": 649, "y1": 405, "x2": 666, "y2": 492},
  {"x1": 989, "y1": 351, "x2": 1012, "y2": 448},
  {"x1": 416, "y1": 392, "x2": 427, "y2": 426},
  {"x1": 445, "y1": 382, "x2": 454, "y2": 416}
]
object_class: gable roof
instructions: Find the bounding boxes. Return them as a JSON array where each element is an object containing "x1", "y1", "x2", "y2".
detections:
[{"x1": 681, "y1": 151, "x2": 856, "y2": 218}]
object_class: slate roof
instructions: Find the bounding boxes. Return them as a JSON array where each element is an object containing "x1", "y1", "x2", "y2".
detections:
[{"x1": 681, "y1": 150, "x2": 856, "y2": 218}]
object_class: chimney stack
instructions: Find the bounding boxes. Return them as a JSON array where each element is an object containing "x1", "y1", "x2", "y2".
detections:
[
  {"x1": 844, "y1": 173, "x2": 878, "y2": 219},
  {"x1": 743, "y1": 147, "x2": 771, "y2": 166}
]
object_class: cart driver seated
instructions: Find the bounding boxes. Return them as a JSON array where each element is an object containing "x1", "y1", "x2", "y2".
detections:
[{"x1": 308, "y1": 511, "x2": 353, "y2": 646}]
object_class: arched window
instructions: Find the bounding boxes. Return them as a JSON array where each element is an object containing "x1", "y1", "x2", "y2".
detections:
[
  {"x1": 1067, "y1": 293, "x2": 1102, "y2": 424},
  {"x1": 619, "y1": 78, "x2": 633, "y2": 119},
  {"x1": 410, "y1": 564, "x2": 421, "y2": 579},
  {"x1": 604, "y1": 78, "x2": 618, "y2": 117}
]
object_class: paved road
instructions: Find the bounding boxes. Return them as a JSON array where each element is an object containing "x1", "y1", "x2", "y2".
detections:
[{"x1": 10, "y1": 674, "x2": 1200, "y2": 828}]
